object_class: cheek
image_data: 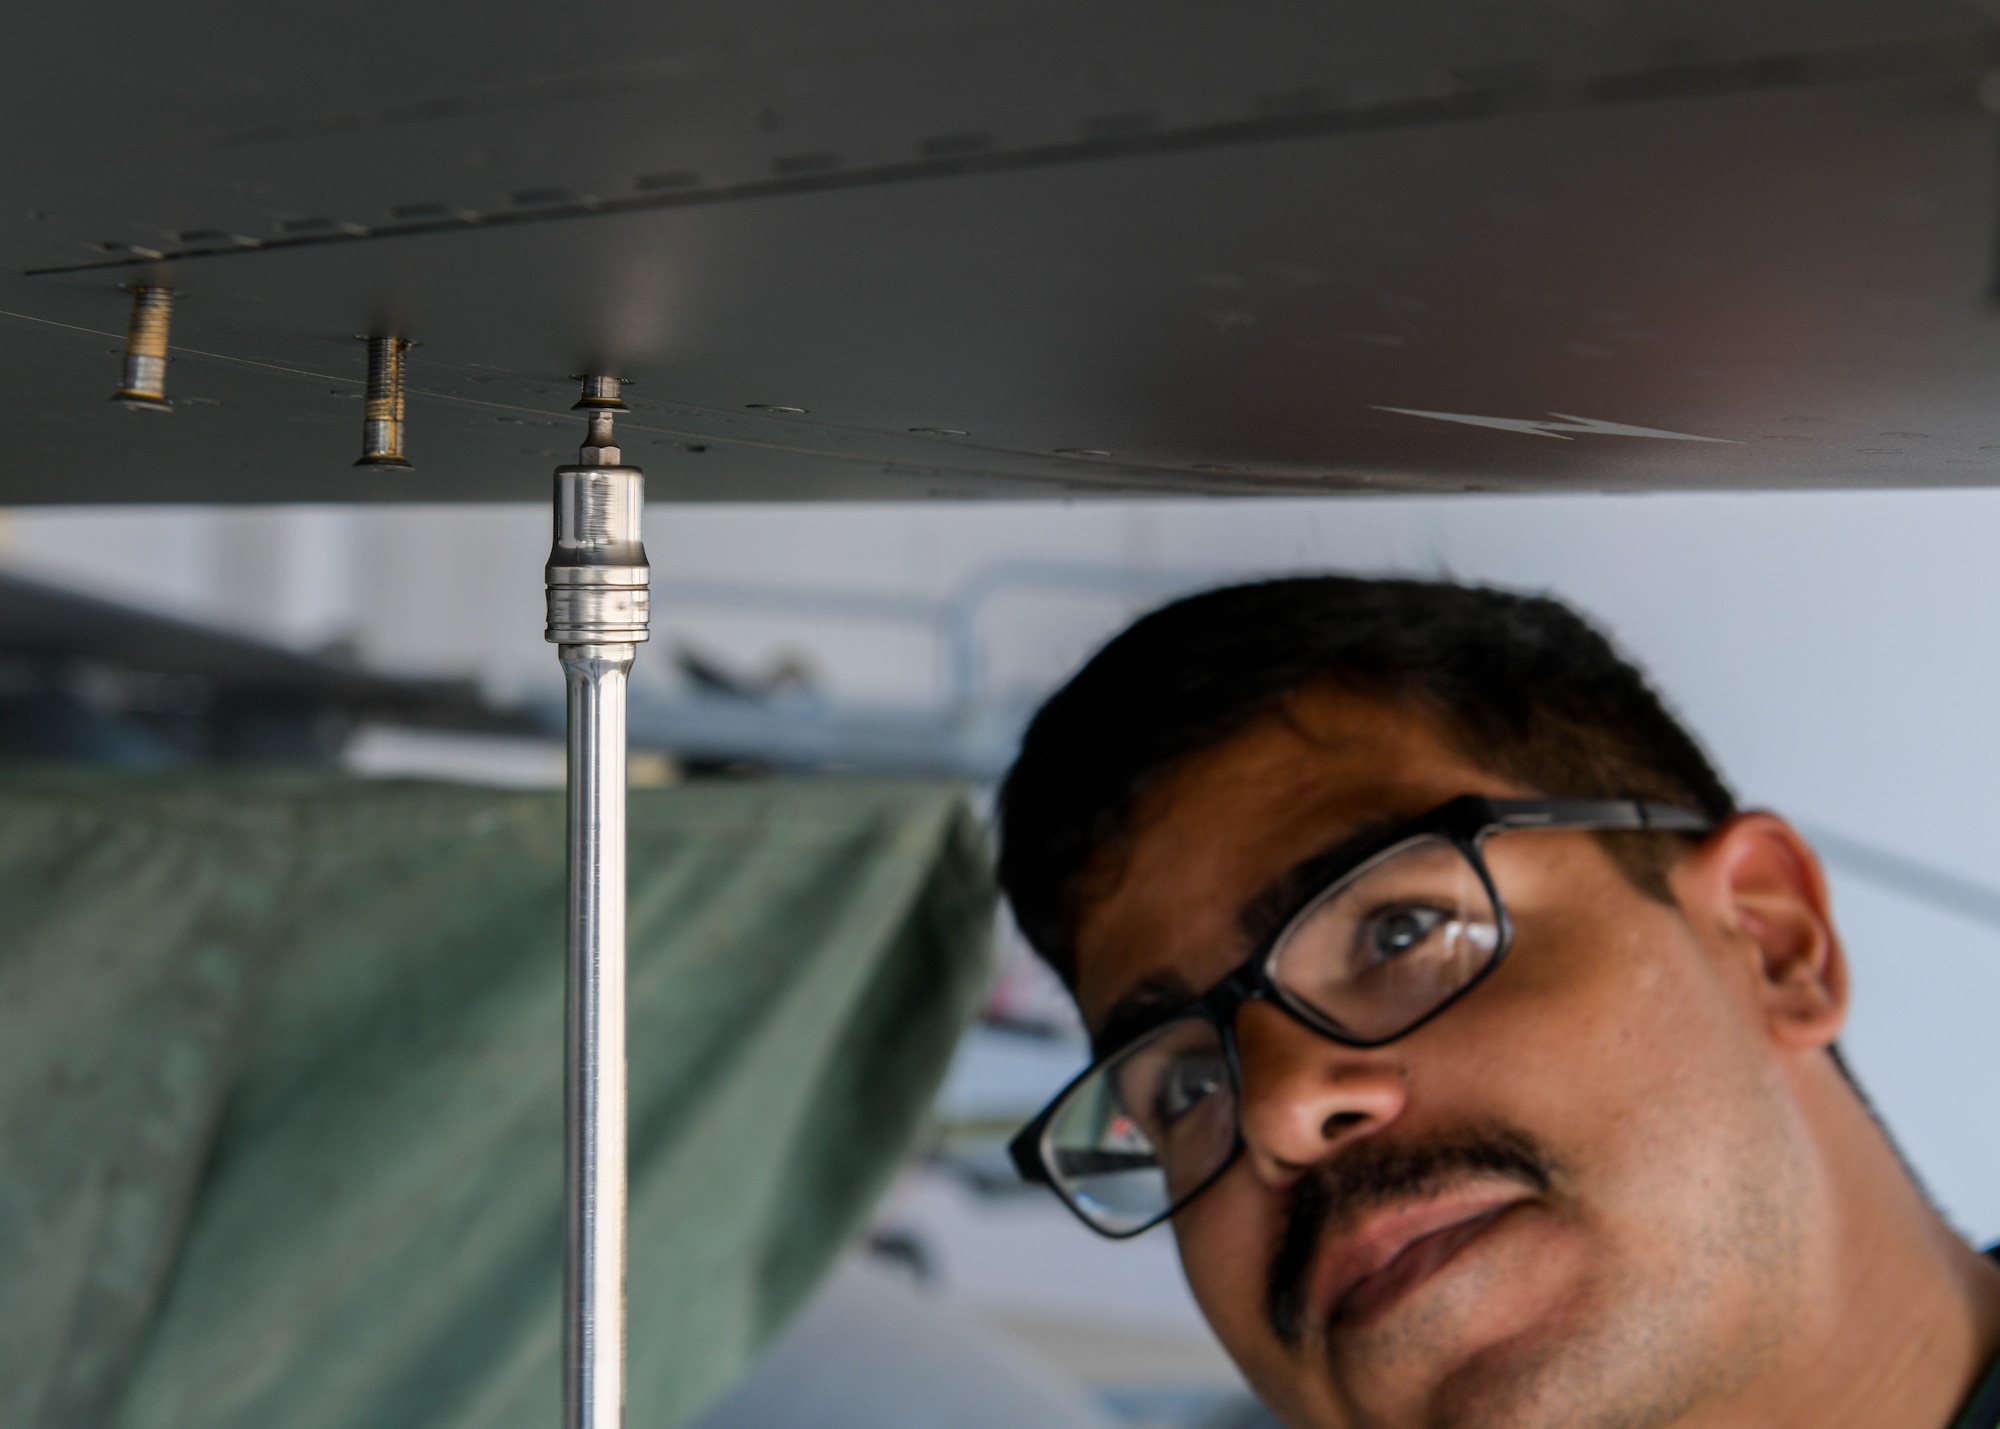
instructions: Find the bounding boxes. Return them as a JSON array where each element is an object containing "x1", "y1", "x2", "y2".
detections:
[
  {"x1": 1171, "y1": 1166, "x2": 1287, "y2": 1354},
  {"x1": 1467, "y1": 900, "x2": 1729, "y2": 1111},
  {"x1": 1455, "y1": 906, "x2": 1799, "y2": 1256},
  {"x1": 1171, "y1": 1171, "x2": 1341, "y2": 1428}
]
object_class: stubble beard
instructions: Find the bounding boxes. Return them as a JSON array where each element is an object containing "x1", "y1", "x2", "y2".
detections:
[{"x1": 1264, "y1": 1120, "x2": 1803, "y2": 1429}]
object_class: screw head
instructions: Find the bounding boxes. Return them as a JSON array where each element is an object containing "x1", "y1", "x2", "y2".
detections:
[{"x1": 572, "y1": 374, "x2": 629, "y2": 411}]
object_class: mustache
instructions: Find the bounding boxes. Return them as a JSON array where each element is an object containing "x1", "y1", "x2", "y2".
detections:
[{"x1": 1266, "y1": 1125, "x2": 1555, "y2": 1348}]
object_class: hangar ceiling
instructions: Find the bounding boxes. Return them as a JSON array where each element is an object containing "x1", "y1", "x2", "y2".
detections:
[{"x1": 6, "y1": 0, "x2": 2000, "y2": 503}]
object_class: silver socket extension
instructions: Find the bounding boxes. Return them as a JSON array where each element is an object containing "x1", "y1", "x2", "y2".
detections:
[{"x1": 546, "y1": 377, "x2": 650, "y2": 647}]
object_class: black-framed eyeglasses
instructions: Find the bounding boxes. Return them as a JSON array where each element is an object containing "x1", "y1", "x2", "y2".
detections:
[{"x1": 1007, "y1": 794, "x2": 1714, "y2": 1237}]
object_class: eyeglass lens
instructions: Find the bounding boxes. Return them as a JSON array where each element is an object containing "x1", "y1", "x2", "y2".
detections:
[
  {"x1": 1046, "y1": 1015, "x2": 1236, "y2": 1235},
  {"x1": 1042, "y1": 834, "x2": 1503, "y2": 1234},
  {"x1": 1267, "y1": 833, "x2": 1501, "y2": 1042}
]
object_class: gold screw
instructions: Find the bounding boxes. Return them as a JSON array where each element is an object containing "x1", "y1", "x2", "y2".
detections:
[
  {"x1": 112, "y1": 285, "x2": 174, "y2": 411},
  {"x1": 355, "y1": 335, "x2": 413, "y2": 470}
]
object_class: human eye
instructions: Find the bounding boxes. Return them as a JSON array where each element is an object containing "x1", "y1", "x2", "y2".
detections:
[
  {"x1": 1353, "y1": 902, "x2": 1453, "y2": 966},
  {"x1": 1149, "y1": 1049, "x2": 1228, "y2": 1131}
]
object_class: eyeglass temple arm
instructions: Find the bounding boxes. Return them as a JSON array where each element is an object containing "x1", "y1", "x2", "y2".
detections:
[{"x1": 1487, "y1": 798, "x2": 1714, "y2": 834}]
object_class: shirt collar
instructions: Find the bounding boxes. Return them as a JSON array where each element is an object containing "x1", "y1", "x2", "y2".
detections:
[{"x1": 1952, "y1": 1349, "x2": 2000, "y2": 1429}]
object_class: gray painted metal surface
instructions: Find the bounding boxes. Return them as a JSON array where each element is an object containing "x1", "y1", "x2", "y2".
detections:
[{"x1": 5, "y1": 2, "x2": 2000, "y2": 503}]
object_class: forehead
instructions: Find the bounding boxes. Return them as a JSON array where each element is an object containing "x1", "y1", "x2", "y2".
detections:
[{"x1": 1069, "y1": 684, "x2": 1530, "y2": 1026}]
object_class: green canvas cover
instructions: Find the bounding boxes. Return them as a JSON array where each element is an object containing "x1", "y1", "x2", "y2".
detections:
[{"x1": 0, "y1": 772, "x2": 994, "y2": 1429}]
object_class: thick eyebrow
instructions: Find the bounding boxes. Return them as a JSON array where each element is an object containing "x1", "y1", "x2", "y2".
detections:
[
  {"x1": 1090, "y1": 971, "x2": 1198, "y2": 1058},
  {"x1": 1237, "y1": 813, "x2": 1408, "y2": 955},
  {"x1": 1087, "y1": 811, "x2": 1418, "y2": 1058}
]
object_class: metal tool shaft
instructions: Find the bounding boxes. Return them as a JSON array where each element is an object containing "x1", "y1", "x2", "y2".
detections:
[
  {"x1": 546, "y1": 378, "x2": 648, "y2": 1429},
  {"x1": 562, "y1": 641, "x2": 632, "y2": 1429}
]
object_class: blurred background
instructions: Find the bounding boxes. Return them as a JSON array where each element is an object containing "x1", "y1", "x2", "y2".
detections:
[{"x1": 5, "y1": 489, "x2": 1999, "y2": 1426}]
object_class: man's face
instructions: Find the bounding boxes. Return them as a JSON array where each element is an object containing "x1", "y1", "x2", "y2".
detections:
[{"x1": 1069, "y1": 686, "x2": 1826, "y2": 1429}]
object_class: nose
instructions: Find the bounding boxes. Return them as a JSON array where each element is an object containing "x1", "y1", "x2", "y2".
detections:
[{"x1": 1232, "y1": 1000, "x2": 1409, "y2": 1182}]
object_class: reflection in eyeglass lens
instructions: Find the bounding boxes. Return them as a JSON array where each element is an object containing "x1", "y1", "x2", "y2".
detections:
[
  {"x1": 1269, "y1": 835, "x2": 1502, "y2": 1042},
  {"x1": 1047, "y1": 1016, "x2": 1236, "y2": 1234}
]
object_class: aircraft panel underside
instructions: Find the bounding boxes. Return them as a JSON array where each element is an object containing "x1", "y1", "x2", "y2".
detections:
[{"x1": 6, "y1": 0, "x2": 2000, "y2": 503}]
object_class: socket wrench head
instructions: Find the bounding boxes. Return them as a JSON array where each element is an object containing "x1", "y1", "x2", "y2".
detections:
[{"x1": 546, "y1": 380, "x2": 649, "y2": 646}]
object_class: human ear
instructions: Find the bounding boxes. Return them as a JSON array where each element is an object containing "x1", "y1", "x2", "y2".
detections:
[{"x1": 1674, "y1": 813, "x2": 1848, "y2": 1051}]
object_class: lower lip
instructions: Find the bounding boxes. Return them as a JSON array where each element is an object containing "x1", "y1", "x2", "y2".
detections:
[{"x1": 1331, "y1": 1205, "x2": 1515, "y2": 1328}]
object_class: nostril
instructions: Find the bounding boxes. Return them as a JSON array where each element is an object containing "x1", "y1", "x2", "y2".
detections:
[{"x1": 1322, "y1": 1111, "x2": 1367, "y2": 1139}]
